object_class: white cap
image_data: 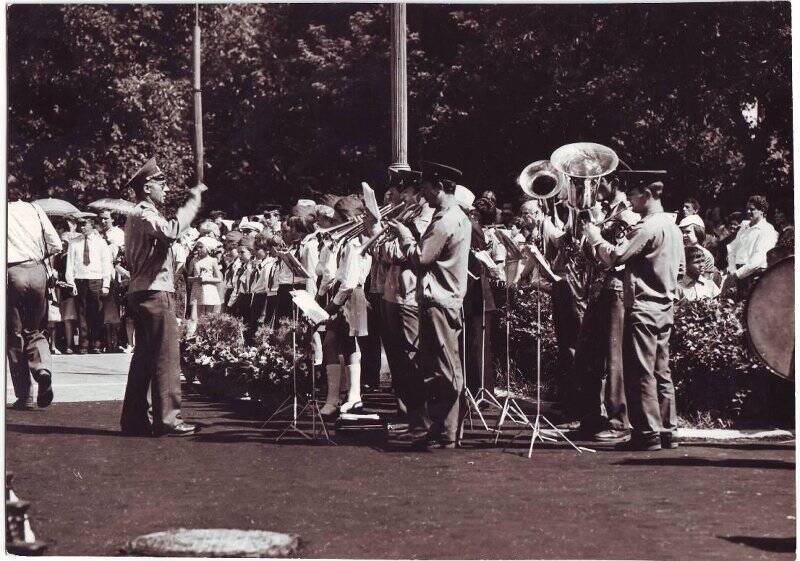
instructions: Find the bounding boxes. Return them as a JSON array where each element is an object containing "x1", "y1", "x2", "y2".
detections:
[
  {"x1": 297, "y1": 199, "x2": 316, "y2": 207},
  {"x1": 678, "y1": 214, "x2": 705, "y2": 230},
  {"x1": 454, "y1": 185, "x2": 475, "y2": 211}
]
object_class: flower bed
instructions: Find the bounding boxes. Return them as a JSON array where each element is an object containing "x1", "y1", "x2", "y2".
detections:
[
  {"x1": 501, "y1": 288, "x2": 793, "y2": 428},
  {"x1": 181, "y1": 313, "x2": 311, "y2": 405}
]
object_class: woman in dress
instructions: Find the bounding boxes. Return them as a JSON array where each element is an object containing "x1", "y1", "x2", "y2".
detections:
[{"x1": 186, "y1": 240, "x2": 223, "y2": 337}]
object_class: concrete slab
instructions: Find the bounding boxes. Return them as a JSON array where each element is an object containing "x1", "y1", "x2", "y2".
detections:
[{"x1": 6, "y1": 353, "x2": 131, "y2": 404}]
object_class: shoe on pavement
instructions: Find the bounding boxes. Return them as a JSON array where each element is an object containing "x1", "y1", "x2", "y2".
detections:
[
  {"x1": 592, "y1": 429, "x2": 630, "y2": 442},
  {"x1": 661, "y1": 432, "x2": 679, "y2": 449},
  {"x1": 615, "y1": 436, "x2": 661, "y2": 452},
  {"x1": 156, "y1": 422, "x2": 200, "y2": 437},
  {"x1": 35, "y1": 370, "x2": 54, "y2": 408},
  {"x1": 65, "y1": 348, "x2": 74, "y2": 355},
  {"x1": 8, "y1": 397, "x2": 34, "y2": 411},
  {"x1": 122, "y1": 346, "x2": 134, "y2": 354},
  {"x1": 51, "y1": 347, "x2": 62, "y2": 355}
]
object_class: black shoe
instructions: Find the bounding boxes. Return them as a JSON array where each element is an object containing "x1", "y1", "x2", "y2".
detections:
[
  {"x1": 90, "y1": 348, "x2": 102, "y2": 354},
  {"x1": 615, "y1": 436, "x2": 661, "y2": 451},
  {"x1": 661, "y1": 432, "x2": 679, "y2": 449},
  {"x1": 396, "y1": 430, "x2": 431, "y2": 451},
  {"x1": 8, "y1": 397, "x2": 34, "y2": 411},
  {"x1": 156, "y1": 422, "x2": 199, "y2": 437},
  {"x1": 35, "y1": 371, "x2": 54, "y2": 408}
]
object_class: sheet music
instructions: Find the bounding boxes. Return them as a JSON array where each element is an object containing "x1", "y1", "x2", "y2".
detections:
[
  {"x1": 278, "y1": 251, "x2": 310, "y2": 279},
  {"x1": 290, "y1": 290, "x2": 330, "y2": 324},
  {"x1": 361, "y1": 182, "x2": 381, "y2": 221},
  {"x1": 494, "y1": 228, "x2": 524, "y2": 261},
  {"x1": 472, "y1": 249, "x2": 498, "y2": 270}
]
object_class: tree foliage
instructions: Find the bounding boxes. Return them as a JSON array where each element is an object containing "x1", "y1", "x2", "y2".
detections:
[{"x1": 7, "y1": 3, "x2": 792, "y2": 216}]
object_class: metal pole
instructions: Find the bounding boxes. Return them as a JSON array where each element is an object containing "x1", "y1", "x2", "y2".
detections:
[
  {"x1": 193, "y1": 4, "x2": 205, "y2": 184},
  {"x1": 389, "y1": 3, "x2": 409, "y2": 172}
]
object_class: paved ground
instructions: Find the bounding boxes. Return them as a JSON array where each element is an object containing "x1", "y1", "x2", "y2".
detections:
[
  {"x1": 6, "y1": 353, "x2": 131, "y2": 403},
  {"x1": 4, "y1": 355, "x2": 796, "y2": 558}
]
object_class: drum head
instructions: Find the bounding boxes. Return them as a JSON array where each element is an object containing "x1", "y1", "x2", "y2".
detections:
[{"x1": 745, "y1": 256, "x2": 795, "y2": 380}]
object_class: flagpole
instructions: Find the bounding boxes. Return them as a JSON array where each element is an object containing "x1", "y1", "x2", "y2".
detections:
[{"x1": 193, "y1": 4, "x2": 205, "y2": 184}]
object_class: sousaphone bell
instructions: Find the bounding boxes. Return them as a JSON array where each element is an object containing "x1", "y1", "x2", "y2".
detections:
[{"x1": 517, "y1": 160, "x2": 570, "y2": 200}]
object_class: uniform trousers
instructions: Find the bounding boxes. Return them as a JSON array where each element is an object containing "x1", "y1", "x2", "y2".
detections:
[
  {"x1": 464, "y1": 309, "x2": 496, "y2": 396},
  {"x1": 551, "y1": 279, "x2": 586, "y2": 412},
  {"x1": 7, "y1": 262, "x2": 52, "y2": 400},
  {"x1": 361, "y1": 292, "x2": 384, "y2": 387},
  {"x1": 75, "y1": 278, "x2": 104, "y2": 351},
  {"x1": 408, "y1": 305, "x2": 465, "y2": 444},
  {"x1": 381, "y1": 300, "x2": 420, "y2": 413},
  {"x1": 120, "y1": 290, "x2": 182, "y2": 433},
  {"x1": 575, "y1": 289, "x2": 628, "y2": 432},
  {"x1": 622, "y1": 306, "x2": 677, "y2": 440}
]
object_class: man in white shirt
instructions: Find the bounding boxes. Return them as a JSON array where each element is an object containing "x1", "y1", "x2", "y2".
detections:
[
  {"x1": 99, "y1": 210, "x2": 126, "y2": 257},
  {"x1": 65, "y1": 216, "x2": 113, "y2": 353},
  {"x1": 726, "y1": 195, "x2": 778, "y2": 297},
  {"x1": 7, "y1": 199, "x2": 62, "y2": 409}
]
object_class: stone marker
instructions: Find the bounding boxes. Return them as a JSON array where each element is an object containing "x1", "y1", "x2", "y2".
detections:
[{"x1": 126, "y1": 528, "x2": 299, "y2": 557}]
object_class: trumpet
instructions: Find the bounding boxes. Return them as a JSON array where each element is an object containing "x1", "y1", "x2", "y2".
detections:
[
  {"x1": 359, "y1": 202, "x2": 424, "y2": 255},
  {"x1": 322, "y1": 201, "x2": 405, "y2": 246}
]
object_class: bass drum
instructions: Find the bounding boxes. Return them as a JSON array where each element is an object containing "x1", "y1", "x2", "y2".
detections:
[{"x1": 745, "y1": 256, "x2": 794, "y2": 380}]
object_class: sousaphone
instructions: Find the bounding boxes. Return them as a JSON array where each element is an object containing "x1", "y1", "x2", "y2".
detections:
[
  {"x1": 550, "y1": 142, "x2": 620, "y2": 210},
  {"x1": 517, "y1": 160, "x2": 570, "y2": 200}
]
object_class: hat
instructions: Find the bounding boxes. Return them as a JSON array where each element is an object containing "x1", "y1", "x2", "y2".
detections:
[
  {"x1": 454, "y1": 185, "x2": 475, "y2": 211},
  {"x1": 334, "y1": 195, "x2": 365, "y2": 220},
  {"x1": 69, "y1": 211, "x2": 98, "y2": 221},
  {"x1": 297, "y1": 199, "x2": 316, "y2": 208},
  {"x1": 125, "y1": 157, "x2": 163, "y2": 191},
  {"x1": 196, "y1": 235, "x2": 222, "y2": 251},
  {"x1": 389, "y1": 168, "x2": 423, "y2": 188},
  {"x1": 315, "y1": 204, "x2": 335, "y2": 219},
  {"x1": 198, "y1": 220, "x2": 221, "y2": 237},
  {"x1": 678, "y1": 214, "x2": 705, "y2": 230},
  {"x1": 422, "y1": 161, "x2": 463, "y2": 184},
  {"x1": 240, "y1": 221, "x2": 264, "y2": 233},
  {"x1": 225, "y1": 230, "x2": 243, "y2": 244}
]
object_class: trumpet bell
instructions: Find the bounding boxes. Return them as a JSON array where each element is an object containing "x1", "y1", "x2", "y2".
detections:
[
  {"x1": 550, "y1": 142, "x2": 619, "y2": 179},
  {"x1": 518, "y1": 160, "x2": 570, "y2": 199}
]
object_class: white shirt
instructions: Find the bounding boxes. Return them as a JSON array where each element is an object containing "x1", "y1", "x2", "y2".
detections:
[
  {"x1": 104, "y1": 225, "x2": 126, "y2": 253},
  {"x1": 679, "y1": 276, "x2": 721, "y2": 301},
  {"x1": 727, "y1": 219, "x2": 778, "y2": 279},
  {"x1": 7, "y1": 201, "x2": 62, "y2": 263},
  {"x1": 251, "y1": 257, "x2": 277, "y2": 294},
  {"x1": 65, "y1": 232, "x2": 113, "y2": 288}
]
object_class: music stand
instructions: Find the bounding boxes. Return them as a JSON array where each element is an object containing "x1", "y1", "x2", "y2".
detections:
[
  {"x1": 460, "y1": 300, "x2": 494, "y2": 436},
  {"x1": 263, "y1": 252, "x2": 335, "y2": 444}
]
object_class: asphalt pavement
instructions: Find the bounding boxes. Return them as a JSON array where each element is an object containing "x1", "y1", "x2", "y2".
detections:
[{"x1": 4, "y1": 354, "x2": 796, "y2": 559}]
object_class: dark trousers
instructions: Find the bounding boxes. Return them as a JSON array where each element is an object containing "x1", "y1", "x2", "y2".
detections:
[
  {"x1": 120, "y1": 290, "x2": 182, "y2": 432},
  {"x1": 275, "y1": 284, "x2": 303, "y2": 323},
  {"x1": 576, "y1": 290, "x2": 629, "y2": 431},
  {"x1": 381, "y1": 300, "x2": 420, "y2": 413},
  {"x1": 361, "y1": 292, "x2": 383, "y2": 387},
  {"x1": 408, "y1": 305, "x2": 465, "y2": 444},
  {"x1": 622, "y1": 307, "x2": 677, "y2": 439},
  {"x1": 464, "y1": 309, "x2": 496, "y2": 396},
  {"x1": 7, "y1": 262, "x2": 51, "y2": 399},
  {"x1": 551, "y1": 279, "x2": 585, "y2": 411},
  {"x1": 248, "y1": 293, "x2": 269, "y2": 342},
  {"x1": 75, "y1": 278, "x2": 104, "y2": 351}
]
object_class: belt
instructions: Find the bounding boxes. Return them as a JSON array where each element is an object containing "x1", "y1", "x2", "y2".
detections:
[{"x1": 8, "y1": 259, "x2": 39, "y2": 268}]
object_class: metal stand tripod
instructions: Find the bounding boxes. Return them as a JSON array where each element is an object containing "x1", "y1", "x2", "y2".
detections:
[
  {"x1": 263, "y1": 284, "x2": 335, "y2": 444},
  {"x1": 461, "y1": 303, "x2": 494, "y2": 434}
]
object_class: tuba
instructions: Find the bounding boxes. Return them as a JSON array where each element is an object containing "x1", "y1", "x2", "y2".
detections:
[
  {"x1": 518, "y1": 160, "x2": 570, "y2": 200},
  {"x1": 550, "y1": 142, "x2": 619, "y2": 212}
]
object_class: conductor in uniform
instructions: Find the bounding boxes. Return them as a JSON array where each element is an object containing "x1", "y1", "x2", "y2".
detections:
[
  {"x1": 119, "y1": 157, "x2": 207, "y2": 436},
  {"x1": 388, "y1": 162, "x2": 472, "y2": 449}
]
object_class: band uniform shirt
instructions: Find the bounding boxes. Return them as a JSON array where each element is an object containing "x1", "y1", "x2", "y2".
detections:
[
  {"x1": 589, "y1": 211, "x2": 686, "y2": 312},
  {"x1": 65, "y1": 232, "x2": 114, "y2": 289},
  {"x1": 331, "y1": 237, "x2": 371, "y2": 336},
  {"x1": 124, "y1": 193, "x2": 201, "y2": 294},
  {"x1": 381, "y1": 209, "x2": 432, "y2": 307},
  {"x1": 8, "y1": 201, "x2": 62, "y2": 264},
  {"x1": 726, "y1": 218, "x2": 778, "y2": 279},
  {"x1": 316, "y1": 241, "x2": 339, "y2": 296},
  {"x1": 398, "y1": 199, "x2": 472, "y2": 310},
  {"x1": 251, "y1": 256, "x2": 277, "y2": 295}
]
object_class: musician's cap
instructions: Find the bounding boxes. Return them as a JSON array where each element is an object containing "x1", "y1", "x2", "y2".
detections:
[
  {"x1": 315, "y1": 204, "x2": 335, "y2": 219},
  {"x1": 421, "y1": 161, "x2": 463, "y2": 184},
  {"x1": 389, "y1": 168, "x2": 423, "y2": 188},
  {"x1": 297, "y1": 199, "x2": 316, "y2": 208},
  {"x1": 125, "y1": 157, "x2": 163, "y2": 191},
  {"x1": 334, "y1": 194, "x2": 364, "y2": 220},
  {"x1": 454, "y1": 185, "x2": 475, "y2": 211}
]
